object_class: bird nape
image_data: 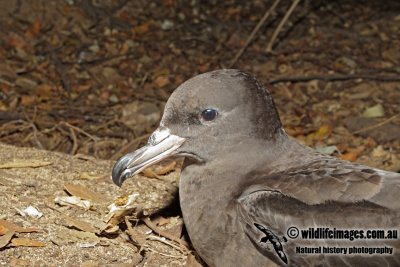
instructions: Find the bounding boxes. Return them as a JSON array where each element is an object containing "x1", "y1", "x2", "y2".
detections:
[{"x1": 112, "y1": 69, "x2": 400, "y2": 267}]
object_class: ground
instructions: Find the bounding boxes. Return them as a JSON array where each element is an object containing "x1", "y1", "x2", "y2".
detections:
[{"x1": 0, "y1": 0, "x2": 399, "y2": 266}]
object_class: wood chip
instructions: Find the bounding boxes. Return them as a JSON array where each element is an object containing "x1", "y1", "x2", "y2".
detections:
[
  {"x1": 11, "y1": 237, "x2": 45, "y2": 247},
  {"x1": 0, "y1": 160, "x2": 52, "y2": 169},
  {"x1": 64, "y1": 183, "x2": 107, "y2": 203}
]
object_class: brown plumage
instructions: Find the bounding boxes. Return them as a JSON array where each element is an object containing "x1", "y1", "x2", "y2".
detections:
[{"x1": 112, "y1": 69, "x2": 400, "y2": 267}]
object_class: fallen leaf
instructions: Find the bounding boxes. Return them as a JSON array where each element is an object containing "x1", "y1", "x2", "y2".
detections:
[
  {"x1": 0, "y1": 225, "x2": 8, "y2": 235},
  {"x1": 35, "y1": 84, "x2": 52, "y2": 99},
  {"x1": 0, "y1": 220, "x2": 41, "y2": 233},
  {"x1": 11, "y1": 237, "x2": 45, "y2": 247},
  {"x1": 155, "y1": 216, "x2": 170, "y2": 226},
  {"x1": 315, "y1": 124, "x2": 331, "y2": 139},
  {"x1": 53, "y1": 228, "x2": 99, "y2": 246},
  {"x1": 341, "y1": 152, "x2": 359, "y2": 162},
  {"x1": 20, "y1": 95, "x2": 37, "y2": 106},
  {"x1": 154, "y1": 76, "x2": 170, "y2": 88},
  {"x1": 62, "y1": 215, "x2": 98, "y2": 233},
  {"x1": 78, "y1": 172, "x2": 105, "y2": 180},
  {"x1": 25, "y1": 20, "x2": 41, "y2": 38},
  {"x1": 0, "y1": 160, "x2": 52, "y2": 169},
  {"x1": 0, "y1": 231, "x2": 15, "y2": 248},
  {"x1": 362, "y1": 104, "x2": 385, "y2": 118},
  {"x1": 54, "y1": 196, "x2": 92, "y2": 210},
  {"x1": 64, "y1": 183, "x2": 106, "y2": 203},
  {"x1": 132, "y1": 22, "x2": 151, "y2": 35},
  {"x1": 315, "y1": 145, "x2": 339, "y2": 155}
]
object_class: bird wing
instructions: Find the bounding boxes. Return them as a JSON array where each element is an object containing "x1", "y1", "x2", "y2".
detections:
[
  {"x1": 244, "y1": 156, "x2": 400, "y2": 209},
  {"x1": 237, "y1": 158, "x2": 400, "y2": 266}
]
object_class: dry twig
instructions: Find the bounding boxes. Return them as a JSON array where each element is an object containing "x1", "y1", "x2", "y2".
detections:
[
  {"x1": 266, "y1": 0, "x2": 301, "y2": 52},
  {"x1": 142, "y1": 217, "x2": 189, "y2": 249},
  {"x1": 229, "y1": 0, "x2": 281, "y2": 68},
  {"x1": 353, "y1": 114, "x2": 399, "y2": 134}
]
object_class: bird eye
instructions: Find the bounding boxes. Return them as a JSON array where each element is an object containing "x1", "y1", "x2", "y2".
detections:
[{"x1": 201, "y1": 109, "x2": 218, "y2": 121}]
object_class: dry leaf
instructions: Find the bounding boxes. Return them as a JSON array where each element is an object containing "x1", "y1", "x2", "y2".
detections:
[
  {"x1": 78, "y1": 172, "x2": 104, "y2": 180},
  {"x1": 54, "y1": 196, "x2": 92, "y2": 210},
  {"x1": 64, "y1": 183, "x2": 106, "y2": 203},
  {"x1": 0, "y1": 220, "x2": 41, "y2": 233},
  {"x1": 62, "y1": 215, "x2": 98, "y2": 233},
  {"x1": 25, "y1": 20, "x2": 41, "y2": 38},
  {"x1": 154, "y1": 76, "x2": 170, "y2": 88},
  {"x1": 132, "y1": 22, "x2": 151, "y2": 35},
  {"x1": 11, "y1": 237, "x2": 45, "y2": 247},
  {"x1": 0, "y1": 231, "x2": 14, "y2": 248},
  {"x1": 341, "y1": 152, "x2": 359, "y2": 162},
  {"x1": 0, "y1": 160, "x2": 52, "y2": 169},
  {"x1": 0, "y1": 225, "x2": 8, "y2": 235},
  {"x1": 54, "y1": 228, "x2": 99, "y2": 246},
  {"x1": 362, "y1": 104, "x2": 385, "y2": 118}
]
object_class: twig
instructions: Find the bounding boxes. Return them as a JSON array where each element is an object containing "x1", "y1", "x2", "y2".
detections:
[
  {"x1": 353, "y1": 114, "x2": 399, "y2": 134},
  {"x1": 268, "y1": 73, "x2": 400, "y2": 84},
  {"x1": 22, "y1": 109, "x2": 44, "y2": 149},
  {"x1": 143, "y1": 246, "x2": 185, "y2": 259},
  {"x1": 142, "y1": 217, "x2": 189, "y2": 249},
  {"x1": 147, "y1": 235, "x2": 188, "y2": 255},
  {"x1": 68, "y1": 127, "x2": 78, "y2": 155},
  {"x1": 60, "y1": 121, "x2": 99, "y2": 141},
  {"x1": 266, "y1": 0, "x2": 301, "y2": 52},
  {"x1": 229, "y1": 0, "x2": 281, "y2": 68},
  {"x1": 125, "y1": 217, "x2": 146, "y2": 248}
]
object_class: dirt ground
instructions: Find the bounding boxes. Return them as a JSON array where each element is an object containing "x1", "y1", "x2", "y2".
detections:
[{"x1": 0, "y1": 0, "x2": 399, "y2": 266}]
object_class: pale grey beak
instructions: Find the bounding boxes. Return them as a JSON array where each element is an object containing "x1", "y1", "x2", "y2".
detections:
[{"x1": 112, "y1": 126, "x2": 185, "y2": 186}]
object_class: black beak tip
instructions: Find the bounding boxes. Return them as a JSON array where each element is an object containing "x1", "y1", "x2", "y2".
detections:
[
  {"x1": 112, "y1": 158, "x2": 133, "y2": 187},
  {"x1": 112, "y1": 167, "x2": 132, "y2": 187}
]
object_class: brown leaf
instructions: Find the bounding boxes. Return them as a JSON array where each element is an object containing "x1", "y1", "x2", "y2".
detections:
[
  {"x1": 132, "y1": 22, "x2": 151, "y2": 35},
  {"x1": 0, "y1": 225, "x2": 8, "y2": 235},
  {"x1": 25, "y1": 20, "x2": 41, "y2": 38},
  {"x1": 154, "y1": 76, "x2": 170, "y2": 88},
  {"x1": 0, "y1": 231, "x2": 14, "y2": 248},
  {"x1": 64, "y1": 183, "x2": 107, "y2": 203},
  {"x1": 341, "y1": 152, "x2": 359, "y2": 162},
  {"x1": 62, "y1": 215, "x2": 98, "y2": 233},
  {"x1": 11, "y1": 237, "x2": 45, "y2": 247},
  {"x1": 0, "y1": 220, "x2": 41, "y2": 233}
]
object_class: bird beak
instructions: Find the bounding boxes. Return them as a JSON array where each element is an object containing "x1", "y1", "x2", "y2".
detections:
[{"x1": 112, "y1": 126, "x2": 185, "y2": 186}]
